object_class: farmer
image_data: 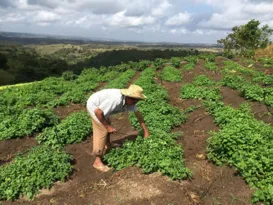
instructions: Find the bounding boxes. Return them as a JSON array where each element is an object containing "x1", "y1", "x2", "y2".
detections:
[{"x1": 86, "y1": 84, "x2": 149, "y2": 172}]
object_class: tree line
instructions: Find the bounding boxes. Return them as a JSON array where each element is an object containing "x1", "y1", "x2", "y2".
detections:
[{"x1": 0, "y1": 47, "x2": 198, "y2": 85}]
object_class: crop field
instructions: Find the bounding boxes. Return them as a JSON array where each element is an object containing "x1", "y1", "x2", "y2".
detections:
[{"x1": 0, "y1": 54, "x2": 273, "y2": 205}]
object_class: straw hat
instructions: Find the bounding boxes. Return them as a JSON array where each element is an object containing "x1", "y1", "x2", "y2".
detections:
[{"x1": 120, "y1": 84, "x2": 147, "y2": 100}]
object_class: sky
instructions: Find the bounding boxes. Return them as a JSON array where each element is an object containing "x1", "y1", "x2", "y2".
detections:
[{"x1": 0, "y1": 0, "x2": 273, "y2": 44}]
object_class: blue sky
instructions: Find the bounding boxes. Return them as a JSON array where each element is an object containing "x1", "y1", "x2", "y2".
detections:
[{"x1": 0, "y1": 0, "x2": 272, "y2": 44}]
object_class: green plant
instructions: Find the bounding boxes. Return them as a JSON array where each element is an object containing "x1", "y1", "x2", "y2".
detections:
[
  {"x1": 37, "y1": 111, "x2": 92, "y2": 148},
  {"x1": 0, "y1": 145, "x2": 72, "y2": 200},
  {"x1": 62, "y1": 71, "x2": 76, "y2": 81},
  {"x1": 160, "y1": 66, "x2": 182, "y2": 82},
  {"x1": 218, "y1": 19, "x2": 273, "y2": 57}
]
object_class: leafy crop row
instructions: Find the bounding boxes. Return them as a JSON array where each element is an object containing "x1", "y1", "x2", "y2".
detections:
[
  {"x1": 180, "y1": 75, "x2": 221, "y2": 101},
  {"x1": 223, "y1": 60, "x2": 273, "y2": 86},
  {"x1": 105, "y1": 69, "x2": 136, "y2": 89},
  {"x1": 222, "y1": 74, "x2": 273, "y2": 106},
  {"x1": 204, "y1": 62, "x2": 218, "y2": 71},
  {"x1": 0, "y1": 66, "x2": 133, "y2": 140},
  {"x1": 37, "y1": 111, "x2": 92, "y2": 148},
  {"x1": 258, "y1": 57, "x2": 273, "y2": 68},
  {"x1": 205, "y1": 101, "x2": 273, "y2": 204},
  {"x1": 105, "y1": 67, "x2": 191, "y2": 180},
  {"x1": 182, "y1": 55, "x2": 199, "y2": 71},
  {"x1": 159, "y1": 66, "x2": 182, "y2": 82},
  {"x1": 199, "y1": 53, "x2": 217, "y2": 62},
  {"x1": 0, "y1": 145, "x2": 72, "y2": 200},
  {"x1": 179, "y1": 74, "x2": 273, "y2": 204},
  {"x1": 170, "y1": 57, "x2": 183, "y2": 68},
  {"x1": 0, "y1": 108, "x2": 59, "y2": 140}
]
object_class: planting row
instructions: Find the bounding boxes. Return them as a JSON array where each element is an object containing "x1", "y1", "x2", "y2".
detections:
[
  {"x1": 180, "y1": 74, "x2": 273, "y2": 204},
  {"x1": 105, "y1": 67, "x2": 192, "y2": 180}
]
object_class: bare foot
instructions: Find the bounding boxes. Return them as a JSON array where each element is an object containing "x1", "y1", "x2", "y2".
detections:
[{"x1": 93, "y1": 164, "x2": 111, "y2": 172}]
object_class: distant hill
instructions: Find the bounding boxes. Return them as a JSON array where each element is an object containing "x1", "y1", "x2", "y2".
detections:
[{"x1": 0, "y1": 31, "x2": 221, "y2": 48}]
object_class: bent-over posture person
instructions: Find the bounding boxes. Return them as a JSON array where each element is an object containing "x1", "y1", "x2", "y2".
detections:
[{"x1": 86, "y1": 84, "x2": 149, "y2": 172}]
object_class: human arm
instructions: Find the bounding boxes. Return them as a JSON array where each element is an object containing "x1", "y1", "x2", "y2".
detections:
[
  {"x1": 134, "y1": 111, "x2": 149, "y2": 138},
  {"x1": 94, "y1": 108, "x2": 116, "y2": 133}
]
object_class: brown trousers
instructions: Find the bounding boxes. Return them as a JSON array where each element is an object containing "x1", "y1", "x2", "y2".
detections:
[{"x1": 91, "y1": 116, "x2": 111, "y2": 156}]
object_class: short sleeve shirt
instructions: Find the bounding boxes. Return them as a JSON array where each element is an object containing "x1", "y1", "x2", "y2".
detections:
[{"x1": 87, "y1": 89, "x2": 137, "y2": 123}]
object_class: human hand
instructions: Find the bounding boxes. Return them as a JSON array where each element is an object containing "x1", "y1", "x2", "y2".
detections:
[{"x1": 106, "y1": 125, "x2": 116, "y2": 133}]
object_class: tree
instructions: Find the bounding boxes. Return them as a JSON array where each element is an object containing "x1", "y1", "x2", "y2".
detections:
[
  {"x1": 0, "y1": 69, "x2": 15, "y2": 85},
  {"x1": 217, "y1": 19, "x2": 273, "y2": 57},
  {"x1": 0, "y1": 53, "x2": 8, "y2": 70}
]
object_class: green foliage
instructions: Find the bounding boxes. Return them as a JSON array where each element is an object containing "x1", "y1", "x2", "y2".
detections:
[
  {"x1": 170, "y1": 57, "x2": 182, "y2": 68},
  {"x1": 135, "y1": 60, "x2": 152, "y2": 71},
  {"x1": 253, "y1": 75, "x2": 273, "y2": 86},
  {"x1": 153, "y1": 58, "x2": 166, "y2": 69},
  {"x1": 0, "y1": 46, "x2": 69, "y2": 85},
  {"x1": 0, "y1": 69, "x2": 15, "y2": 85},
  {"x1": 0, "y1": 108, "x2": 59, "y2": 140},
  {"x1": 222, "y1": 50, "x2": 234, "y2": 59},
  {"x1": 98, "y1": 71, "x2": 119, "y2": 82},
  {"x1": 222, "y1": 70, "x2": 273, "y2": 106},
  {"x1": 160, "y1": 66, "x2": 182, "y2": 82},
  {"x1": 0, "y1": 145, "x2": 72, "y2": 200},
  {"x1": 184, "y1": 56, "x2": 199, "y2": 64},
  {"x1": 104, "y1": 69, "x2": 136, "y2": 89},
  {"x1": 105, "y1": 133, "x2": 192, "y2": 180},
  {"x1": 183, "y1": 62, "x2": 195, "y2": 70},
  {"x1": 182, "y1": 55, "x2": 198, "y2": 70},
  {"x1": 37, "y1": 111, "x2": 92, "y2": 148},
  {"x1": 181, "y1": 84, "x2": 221, "y2": 101},
  {"x1": 199, "y1": 53, "x2": 217, "y2": 62},
  {"x1": 252, "y1": 185, "x2": 273, "y2": 205},
  {"x1": 204, "y1": 62, "x2": 218, "y2": 71},
  {"x1": 193, "y1": 75, "x2": 217, "y2": 86},
  {"x1": 62, "y1": 71, "x2": 76, "y2": 81},
  {"x1": 258, "y1": 57, "x2": 273, "y2": 68},
  {"x1": 204, "y1": 102, "x2": 273, "y2": 204},
  {"x1": 217, "y1": 19, "x2": 273, "y2": 57}
]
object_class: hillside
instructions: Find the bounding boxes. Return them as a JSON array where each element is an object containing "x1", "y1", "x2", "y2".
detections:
[
  {"x1": 0, "y1": 54, "x2": 273, "y2": 205},
  {"x1": 0, "y1": 44, "x2": 198, "y2": 86}
]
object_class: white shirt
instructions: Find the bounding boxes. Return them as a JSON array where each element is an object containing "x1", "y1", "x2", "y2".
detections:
[{"x1": 87, "y1": 89, "x2": 137, "y2": 123}]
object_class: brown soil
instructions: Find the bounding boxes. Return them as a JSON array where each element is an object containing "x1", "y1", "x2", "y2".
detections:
[
  {"x1": 0, "y1": 137, "x2": 37, "y2": 165},
  {"x1": 2, "y1": 61, "x2": 272, "y2": 205}
]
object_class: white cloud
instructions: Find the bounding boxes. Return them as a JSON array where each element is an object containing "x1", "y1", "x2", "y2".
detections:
[
  {"x1": 0, "y1": 13, "x2": 25, "y2": 23},
  {"x1": 199, "y1": 0, "x2": 273, "y2": 30},
  {"x1": 193, "y1": 29, "x2": 218, "y2": 35},
  {"x1": 170, "y1": 28, "x2": 188, "y2": 34},
  {"x1": 106, "y1": 11, "x2": 156, "y2": 28},
  {"x1": 165, "y1": 12, "x2": 191, "y2": 26},
  {"x1": 0, "y1": 0, "x2": 272, "y2": 43},
  {"x1": 32, "y1": 11, "x2": 61, "y2": 22},
  {"x1": 243, "y1": 2, "x2": 273, "y2": 14},
  {"x1": 151, "y1": 0, "x2": 172, "y2": 17}
]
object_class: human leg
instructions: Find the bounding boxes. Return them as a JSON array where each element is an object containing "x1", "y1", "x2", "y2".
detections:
[{"x1": 91, "y1": 117, "x2": 111, "y2": 172}]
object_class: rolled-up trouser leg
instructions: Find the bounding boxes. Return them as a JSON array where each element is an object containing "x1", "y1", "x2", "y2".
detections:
[{"x1": 91, "y1": 117, "x2": 110, "y2": 156}]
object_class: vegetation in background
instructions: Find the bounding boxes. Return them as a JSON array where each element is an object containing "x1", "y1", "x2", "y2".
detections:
[
  {"x1": 218, "y1": 19, "x2": 273, "y2": 57},
  {"x1": 255, "y1": 44, "x2": 273, "y2": 59},
  {"x1": 0, "y1": 44, "x2": 198, "y2": 86}
]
